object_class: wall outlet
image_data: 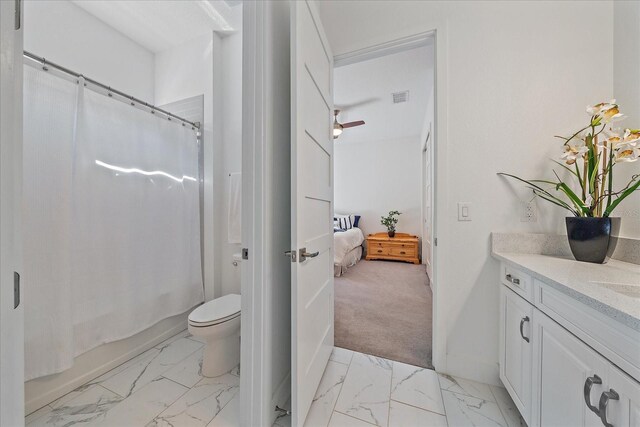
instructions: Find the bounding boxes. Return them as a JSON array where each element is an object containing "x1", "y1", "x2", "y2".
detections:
[{"x1": 521, "y1": 200, "x2": 537, "y2": 222}]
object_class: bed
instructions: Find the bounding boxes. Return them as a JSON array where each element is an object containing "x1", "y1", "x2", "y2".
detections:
[{"x1": 334, "y1": 227, "x2": 365, "y2": 277}]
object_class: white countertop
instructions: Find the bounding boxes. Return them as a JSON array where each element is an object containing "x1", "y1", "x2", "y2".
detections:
[{"x1": 492, "y1": 251, "x2": 640, "y2": 331}]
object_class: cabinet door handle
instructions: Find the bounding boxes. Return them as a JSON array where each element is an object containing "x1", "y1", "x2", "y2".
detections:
[
  {"x1": 598, "y1": 389, "x2": 619, "y2": 427},
  {"x1": 519, "y1": 316, "x2": 530, "y2": 343},
  {"x1": 506, "y1": 274, "x2": 521, "y2": 285},
  {"x1": 583, "y1": 375, "x2": 602, "y2": 415}
]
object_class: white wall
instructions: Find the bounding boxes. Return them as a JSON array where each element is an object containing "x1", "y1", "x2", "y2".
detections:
[
  {"x1": 24, "y1": 0, "x2": 154, "y2": 101},
  {"x1": 154, "y1": 28, "x2": 243, "y2": 300},
  {"x1": 155, "y1": 33, "x2": 218, "y2": 301},
  {"x1": 220, "y1": 31, "x2": 244, "y2": 296},
  {"x1": 334, "y1": 136, "x2": 422, "y2": 237},
  {"x1": 613, "y1": 1, "x2": 640, "y2": 237},
  {"x1": 318, "y1": 0, "x2": 616, "y2": 385}
]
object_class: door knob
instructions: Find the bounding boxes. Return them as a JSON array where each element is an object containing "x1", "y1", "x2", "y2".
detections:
[{"x1": 299, "y1": 248, "x2": 319, "y2": 262}]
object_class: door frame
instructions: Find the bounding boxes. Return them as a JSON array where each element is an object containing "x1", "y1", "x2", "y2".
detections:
[
  {"x1": 0, "y1": 0, "x2": 24, "y2": 423},
  {"x1": 332, "y1": 29, "x2": 448, "y2": 372},
  {"x1": 240, "y1": 1, "x2": 293, "y2": 426}
]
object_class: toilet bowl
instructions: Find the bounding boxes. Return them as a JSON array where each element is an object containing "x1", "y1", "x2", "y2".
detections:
[{"x1": 188, "y1": 293, "x2": 241, "y2": 377}]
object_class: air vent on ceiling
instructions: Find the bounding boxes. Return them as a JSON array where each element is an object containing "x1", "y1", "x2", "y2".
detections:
[{"x1": 392, "y1": 90, "x2": 409, "y2": 104}]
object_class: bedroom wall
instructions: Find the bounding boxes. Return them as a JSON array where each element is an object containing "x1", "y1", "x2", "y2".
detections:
[
  {"x1": 334, "y1": 136, "x2": 422, "y2": 237},
  {"x1": 23, "y1": 0, "x2": 155, "y2": 101},
  {"x1": 319, "y1": 0, "x2": 615, "y2": 385}
]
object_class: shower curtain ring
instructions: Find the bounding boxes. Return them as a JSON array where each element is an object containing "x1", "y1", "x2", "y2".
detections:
[
  {"x1": 107, "y1": 87, "x2": 112, "y2": 97},
  {"x1": 41, "y1": 58, "x2": 48, "y2": 71},
  {"x1": 130, "y1": 96, "x2": 135, "y2": 106}
]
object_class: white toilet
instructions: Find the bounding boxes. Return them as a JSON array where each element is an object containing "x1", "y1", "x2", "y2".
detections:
[{"x1": 188, "y1": 293, "x2": 241, "y2": 377}]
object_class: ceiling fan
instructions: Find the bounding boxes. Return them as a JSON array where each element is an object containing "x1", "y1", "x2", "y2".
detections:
[{"x1": 333, "y1": 109, "x2": 365, "y2": 139}]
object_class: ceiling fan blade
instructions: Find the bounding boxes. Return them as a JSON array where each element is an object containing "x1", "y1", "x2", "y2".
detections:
[{"x1": 341, "y1": 120, "x2": 365, "y2": 129}]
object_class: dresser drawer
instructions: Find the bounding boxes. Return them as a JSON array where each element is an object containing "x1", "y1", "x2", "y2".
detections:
[
  {"x1": 370, "y1": 241, "x2": 413, "y2": 249},
  {"x1": 370, "y1": 246, "x2": 390, "y2": 256},
  {"x1": 390, "y1": 247, "x2": 416, "y2": 257}
]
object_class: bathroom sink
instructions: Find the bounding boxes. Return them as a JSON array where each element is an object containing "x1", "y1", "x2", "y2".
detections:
[{"x1": 590, "y1": 281, "x2": 640, "y2": 298}]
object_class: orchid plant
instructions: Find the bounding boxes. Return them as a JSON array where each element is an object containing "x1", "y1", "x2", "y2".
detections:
[{"x1": 500, "y1": 100, "x2": 639, "y2": 217}]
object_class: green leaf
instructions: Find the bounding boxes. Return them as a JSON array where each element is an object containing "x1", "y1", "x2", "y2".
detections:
[
  {"x1": 498, "y1": 172, "x2": 578, "y2": 215},
  {"x1": 530, "y1": 189, "x2": 578, "y2": 216},
  {"x1": 552, "y1": 170, "x2": 589, "y2": 216},
  {"x1": 604, "y1": 177, "x2": 640, "y2": 217},
  {"x1": 550, "y1": 159, "x2": 580, "y2": 180}
]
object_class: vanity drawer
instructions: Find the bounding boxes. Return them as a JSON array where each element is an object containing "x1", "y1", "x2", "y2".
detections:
[{"x1": 501, "y1": 263, "x2": 533, "y2": 302}]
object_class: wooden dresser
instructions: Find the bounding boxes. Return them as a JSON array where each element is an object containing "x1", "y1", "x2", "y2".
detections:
[{"x1": 365, "y1": 232, "x2": 420, "y2": 264}]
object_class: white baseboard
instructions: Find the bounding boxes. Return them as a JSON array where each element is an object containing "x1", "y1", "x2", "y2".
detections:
[
  {"x1": 270, "y1": 371, "x2": 291, "y2": 425},
  {"x1": 442, "y1": 353, "x2": 500, "y2": 386},
  {"x1": 25, "y1": 311, "x2": 190, "y2": 415}
]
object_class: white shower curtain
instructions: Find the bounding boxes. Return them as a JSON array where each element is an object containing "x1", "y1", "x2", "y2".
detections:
[{"x1": 24, "y1": 66, "x2": 203, "y2": 380}]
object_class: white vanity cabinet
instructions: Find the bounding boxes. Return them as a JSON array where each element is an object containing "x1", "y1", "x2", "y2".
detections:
[
  {"x1": 599, "y1": 366, "x2": 640, "y2": 427},
  {"x1": 534, "y1": 310, "x2": 608, "y2": 426},
  {"x1": 498, "y1": 262, "x2": 640, "y2": 427},
  {"x1": 499, "y1": 286, "x2": 534, "y2": 424}
]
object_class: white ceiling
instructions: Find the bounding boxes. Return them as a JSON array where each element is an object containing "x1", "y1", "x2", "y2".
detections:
[
  {"x1": 72, "y1": 0, "x2": 241, "y2": 53},
  {"x1": 334, "y1": 45, "x2": 433, "y2": 144}
]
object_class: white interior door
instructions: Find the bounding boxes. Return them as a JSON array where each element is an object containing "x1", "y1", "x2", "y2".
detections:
[
  {"x1": 290, "y1": 1, "x2": 334, "y2": 425},
  {"x1": 422, "y1": 127, "x2": 433, "y2": 279},
  {"x1": 0, "y1": 0, "x2": 24, "y2": 423}
]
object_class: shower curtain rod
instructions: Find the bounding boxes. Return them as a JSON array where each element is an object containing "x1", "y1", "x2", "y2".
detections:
[{"x1": 23, "y1": 50, "x2": 201, "y2": 130}]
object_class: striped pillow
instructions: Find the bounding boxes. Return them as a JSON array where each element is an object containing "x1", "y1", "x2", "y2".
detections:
[{"x1": 334, "y1": 214, "x2": 355, "y2": 230}]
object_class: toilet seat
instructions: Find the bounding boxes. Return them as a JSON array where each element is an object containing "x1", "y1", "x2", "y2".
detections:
[{"x1": 188, "y1": 293, "x2": 241, "y2": 327}]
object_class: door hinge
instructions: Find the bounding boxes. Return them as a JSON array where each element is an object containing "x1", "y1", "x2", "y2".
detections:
[
  {"x1": 15, "y1": 0, "x2": 21, "y2": 30},
  {"x1": 242, "y1": 248, "x2": 249, "y2": 260},
  {"x1": 14, "y1": 271, "x2": 20, "y2": 309},
  {"x1": 434, "y1": 238, "x2": 438, "y2": 246}
]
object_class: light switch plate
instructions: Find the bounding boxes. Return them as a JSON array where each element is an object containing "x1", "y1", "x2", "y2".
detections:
[{"x1": 458, "y1": 202, "x2": 472, "y2": 221}]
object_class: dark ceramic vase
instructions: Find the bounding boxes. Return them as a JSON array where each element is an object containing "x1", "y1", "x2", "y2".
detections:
[
  {"x1": 388, "y1": 230, "x2": 395, "y2": 238},
  {"x1": 565, "y1": 217, "x2": 620, "y2": 264}
]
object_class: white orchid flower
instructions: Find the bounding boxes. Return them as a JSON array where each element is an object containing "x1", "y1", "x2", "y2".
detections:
[
  {"x1": 601, "y1": 104, "x2": 626, "y2": 123},
  {"x1": 614, "y1": 144, "x2": 640, "y2": 163},
  {"x1": 623, "y1": 128, "x2": 640, "y2": 145},
  {"x1": 561, "y1": 139, "x2": 589, "y2": 165},
  {"x1": 586, "y1": 99, "x2": 616, "y2": 116}
]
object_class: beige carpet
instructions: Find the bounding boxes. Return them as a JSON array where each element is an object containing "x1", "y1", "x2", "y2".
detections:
[{"x1": 335, "y1": 259, "x2": 433, "y2": 369}]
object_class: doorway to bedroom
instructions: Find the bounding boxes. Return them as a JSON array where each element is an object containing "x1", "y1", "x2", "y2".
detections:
[{"x1": 332, "y1": 36, "x2": 436, "y2": 369}]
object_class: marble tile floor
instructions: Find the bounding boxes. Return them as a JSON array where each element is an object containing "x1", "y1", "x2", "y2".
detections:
[
  {"x1": 26, "y1": 330, "x2": 523, "y2": 427},
  {"x1": 275, "y1": 347, "x2": 525, "y2": 427},
  {"x1": 25, "y1": 329, "x2": 240, "y2": 427}
]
